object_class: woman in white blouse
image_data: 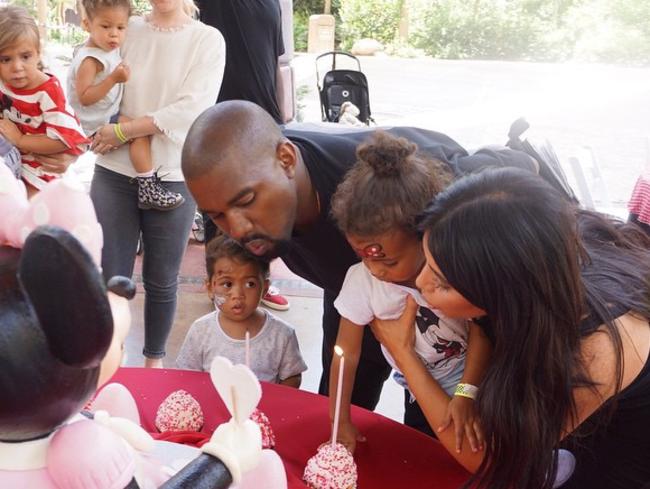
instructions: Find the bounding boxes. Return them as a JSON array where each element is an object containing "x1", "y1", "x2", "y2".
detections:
[{"x1": 91, "y1": 0, "x2": 225, "y2": 367}]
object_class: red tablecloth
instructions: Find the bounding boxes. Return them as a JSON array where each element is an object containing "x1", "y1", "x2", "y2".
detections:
[{"x1": 107, "y1": 368, "x2": 469, "y2": 489}]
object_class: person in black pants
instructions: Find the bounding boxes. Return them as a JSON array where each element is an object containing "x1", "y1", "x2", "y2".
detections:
[
  {"x1": 181, "y1": 101, "x2": 538, "y2": 410},
  {"x1": 194, "y1": 0, "x2": 285, "y2": 246}
]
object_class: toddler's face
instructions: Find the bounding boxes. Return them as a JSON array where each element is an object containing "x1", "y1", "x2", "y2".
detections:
[
  {"x1": 207, "y1": 257, "x2": 268, "y2": 322},
  {"x1": 84, "y1": 6, "x2": 129, "y2": 52},
  {"x1": 347, "y1": 229, "x2": 425, "y2": 286},
  {"x1": 0, "y1": 37, "x2": 41, "y2": 90}
]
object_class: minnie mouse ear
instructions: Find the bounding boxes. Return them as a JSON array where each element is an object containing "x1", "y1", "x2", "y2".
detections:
[{"x1": 18, "y1": 226, "x2": 113, "y2": 368}]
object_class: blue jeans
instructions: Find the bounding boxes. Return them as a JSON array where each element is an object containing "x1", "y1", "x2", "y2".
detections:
[
  {"x1": 90, "y1": 165, "x2": 196, "y2": 358},
  {"x1": 0, "y1": 135, "x2": 21, "y2": 179}
]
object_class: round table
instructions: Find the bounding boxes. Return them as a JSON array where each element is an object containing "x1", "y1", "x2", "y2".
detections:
[{"x1": 107, "y1": 368, "x2": 470, "y2": 489}]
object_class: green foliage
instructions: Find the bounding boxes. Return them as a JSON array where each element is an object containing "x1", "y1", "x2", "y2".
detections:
[
  {"x1": 338, "y1": 0, "x2": 402, "y2": 50},
  {"x1": 565, "y1": 0, "x2": 650, "y2": 65},
  {"x1": 411, "y1": 0, "x2": 547, "y2": 60},
  {"x1": 48, "y1": 24, "x2": 86, "y2": 45},
  {"x1": 293, "y1": 10, "x2": 310, "y2": 52},
  {"x1": 405, "y1": 0, "x2": 650, "y2": 65}
]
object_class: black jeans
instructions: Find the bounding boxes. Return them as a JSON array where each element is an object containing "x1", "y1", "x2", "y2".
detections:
[
  {"x1": 319, "y1": 290, "x2": 391, "y2": 410},
  {"x1": 91, "y1": 165, "x2": 196, "y2": 358},
  {"x1": 403, "y1": 389, "x2": 436, "y2": 438}
]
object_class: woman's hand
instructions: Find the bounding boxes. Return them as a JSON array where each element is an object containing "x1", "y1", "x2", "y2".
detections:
[
  {"x1": 438, "y1": 395, "x2": 484, "y2": 453},
  {"x1": 31, "y1": 153, "x2": 78, "y2": 174},
  {"x1": 369, "y1": 295, "x2": 418, "y2": 362},
  {"x1": 0, "y1": 118, "x2": 23, "y2": 147},
  {"x1": 91, "y1": 124, "x2": 123, "y2": 154}
]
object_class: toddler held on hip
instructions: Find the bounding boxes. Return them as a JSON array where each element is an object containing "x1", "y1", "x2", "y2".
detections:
[
  {"x1": 176, "y1": 235, "x2": 307, "y2": 387},
  {"x1": 0, "y1": 5, "x2": 88, "y2": 194},
  {"x1": 328, "y1": 131, "x2": 492, "y2": 454},
  {"x1": 68, "y1": 0, "x2": 184, "y2": 211}
]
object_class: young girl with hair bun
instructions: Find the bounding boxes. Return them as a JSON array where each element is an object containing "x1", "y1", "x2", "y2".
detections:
[{"x1": 328, "y1": 131, "x2": 492, "y2": 454}]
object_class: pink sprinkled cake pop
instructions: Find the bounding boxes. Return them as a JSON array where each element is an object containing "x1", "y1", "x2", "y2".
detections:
[
  {"x1": 250, "y1": 408, "x2": 275, "y2": 449},
  {"x1": 303, "y1": 442, "x2": 357, "y2": 489},
  {"x1": 155, "y1": 389, "x2": 204, "y2": 432}
]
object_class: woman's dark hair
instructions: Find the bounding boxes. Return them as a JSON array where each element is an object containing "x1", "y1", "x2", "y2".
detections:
[
  {"x1": 418, "y1": 167, "x2": 650, "y2": 489},
  {"x1": 330, "y1": 130, "x2": 452, "y2": 237},
  {"x1": 205, "y1": 234, "x2": 270, "y2": 281},
  {"x1": 82, "y1": 0, "x2": 132, "y2": 19}
]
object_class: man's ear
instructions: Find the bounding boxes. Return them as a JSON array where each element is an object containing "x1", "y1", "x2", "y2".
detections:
[{"x1": 276, "y1": 140, "x2": 297, "y2": 178}]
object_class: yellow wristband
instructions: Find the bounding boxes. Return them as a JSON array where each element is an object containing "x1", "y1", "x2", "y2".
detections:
[
  {"x1": 113, "y1": 123, "x2": 128, "y2": 144},
  {"x1": 454, "y1": 383, "x2": 478, "y2": 400}
]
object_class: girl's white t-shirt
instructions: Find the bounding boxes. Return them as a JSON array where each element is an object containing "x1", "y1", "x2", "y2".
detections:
[{"x1": 334, "y1": 262, "x2": 469, "y2": 389}]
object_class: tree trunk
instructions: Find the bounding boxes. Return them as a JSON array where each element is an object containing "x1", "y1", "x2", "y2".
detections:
[
  {"x1": 398, "y1": 0, "x2": 410, "y2": 42},
  {"x1": 37, "y1": 0, "x2": 48, "y2": 45}
]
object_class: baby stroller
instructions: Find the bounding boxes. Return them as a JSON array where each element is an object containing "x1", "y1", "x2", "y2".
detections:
[
  {"x1": 506, "y1": 117, "x2": 578, "y2": 204},
  {"x1": 316, "y1": 51, "x2": 373, "y2": 125}
]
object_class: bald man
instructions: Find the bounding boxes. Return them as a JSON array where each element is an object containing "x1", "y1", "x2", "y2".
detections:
[{"x1": 181, "y1": 100, "x2": 537, "y2": 410}]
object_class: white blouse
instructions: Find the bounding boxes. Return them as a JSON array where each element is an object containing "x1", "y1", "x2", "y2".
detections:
[{"x1": 96, "y1": 16, "x2": 225, "y2": 181}]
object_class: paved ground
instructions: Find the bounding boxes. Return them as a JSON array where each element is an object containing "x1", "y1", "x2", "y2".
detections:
[{"x1": 293, "y1": 54, "x2": 650, "y2": 207}]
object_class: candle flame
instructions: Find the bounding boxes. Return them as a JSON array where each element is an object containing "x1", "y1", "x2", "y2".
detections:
[{"x1": 334, "y1": 345, "x2": 343, "y2": 356}]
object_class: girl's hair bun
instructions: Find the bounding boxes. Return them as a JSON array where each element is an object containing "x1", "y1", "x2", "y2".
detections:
[{"x1": 356, "y1": 130, "x2": 417, "y2": 178}]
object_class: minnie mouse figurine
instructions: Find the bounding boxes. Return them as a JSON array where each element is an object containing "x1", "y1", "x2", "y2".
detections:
[{"x1": 0, "y1": 163, "x2": 261, "y2": 488}]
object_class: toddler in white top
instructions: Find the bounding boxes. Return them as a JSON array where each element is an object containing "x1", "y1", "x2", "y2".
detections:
[
  {"x1": 176, "y1": 235, "x2": 307, "y2": 387},
  {"x1": 328, "y1": 131, "x2": 492, "y2": 454},
  {"x1": 68, "y1": 0, "x2": 184, "y2": 211}
]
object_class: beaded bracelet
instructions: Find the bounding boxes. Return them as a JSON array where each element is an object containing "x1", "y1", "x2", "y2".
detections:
[
  {"x1": 113, "y1": 123, "x2": 129, "y2": 144},
  {"x1": 454, "y1": 383, "x2": 479, "y2": 400}
]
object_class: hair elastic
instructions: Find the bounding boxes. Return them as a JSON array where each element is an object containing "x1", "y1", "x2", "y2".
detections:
[{"x1": 113, "y1": 123, "x2": 129, "y2": 144}]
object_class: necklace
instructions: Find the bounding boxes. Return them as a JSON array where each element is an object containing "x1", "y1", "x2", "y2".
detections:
[
  {"x1": 145, "y1": 14, "x2": 193, "y2": 32},
  {"x1": 315, "y1": 190, "x2": 321, "y2": 215}
]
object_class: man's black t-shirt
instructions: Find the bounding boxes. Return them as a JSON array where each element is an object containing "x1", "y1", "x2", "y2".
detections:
[
  {"x1": 281, "y1": 125, "x2": 536, "y2": 295},
  {"x1": 196, "y1": 0, "x2": 285, "y2": 123}
]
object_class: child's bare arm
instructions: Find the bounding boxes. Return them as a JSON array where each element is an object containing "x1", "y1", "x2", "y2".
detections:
[
  {"x1": 328, "y1": 317, "x2": 365, "y2": 452},
  {"x1": 76, "y1": 57, "x2": 129, "y2": 107},
  {"x1": 460, "y1": 321, "x2": 492, "y2": 386},
  {"x1": 440, "y1": 321, "x2": 492, "y2": 452},
  {"x1": 279, "y1": 374, "x2": 301, "y2": 388},
  {"x1": 0, "y1": 119, "x2": 68, "y2": 155}
]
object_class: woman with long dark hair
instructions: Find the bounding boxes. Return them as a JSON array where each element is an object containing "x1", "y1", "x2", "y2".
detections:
[{"x1": 370, "y1": 167, "x2": 650, "y2": 489}]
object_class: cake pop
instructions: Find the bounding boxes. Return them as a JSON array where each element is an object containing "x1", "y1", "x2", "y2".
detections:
[{"x1": 303, "y1": 442, "x2": 357, "y2": 489}]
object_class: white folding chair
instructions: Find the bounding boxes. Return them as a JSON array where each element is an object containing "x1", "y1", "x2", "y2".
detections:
[{"x1": 566, "y1": 146, "x2": 628, "y2": 219}]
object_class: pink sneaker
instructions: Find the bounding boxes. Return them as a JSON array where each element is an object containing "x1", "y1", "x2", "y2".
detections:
[{"x1": 261, "y1": 286, "x2": 290, "y2": 311}]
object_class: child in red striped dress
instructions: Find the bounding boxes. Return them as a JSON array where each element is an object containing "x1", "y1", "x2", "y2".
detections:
[{"x1": 0, "y1": 5, "x2": 88, "y2": 195}]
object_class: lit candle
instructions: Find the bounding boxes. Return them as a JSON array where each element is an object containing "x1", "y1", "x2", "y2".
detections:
[
  {"x1": 331, "y1": 345, "x2": 345, "y2": 447},
  {"x1": 245, "y1": 330, "x2": 250, "y2": 368}
]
